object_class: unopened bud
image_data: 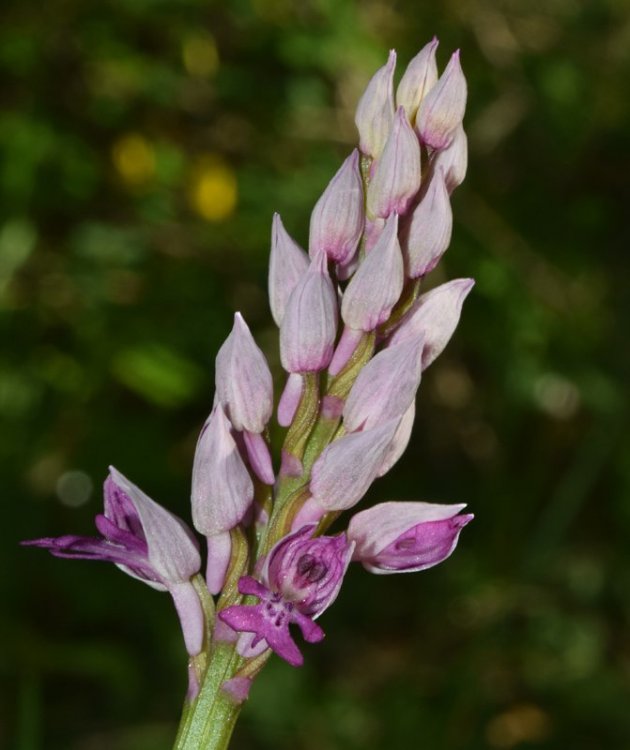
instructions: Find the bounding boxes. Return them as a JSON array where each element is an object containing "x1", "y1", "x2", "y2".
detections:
[
  {"x1": 367, "y1": 107, "x2": 422, "y2": 219},
  {"x1": 396, "y1": 37, "x2": 439, "y2": 123},
  {"x1": 417, "y1": 50, "x2": 467, "y2": 151},
  {"x1": 355, "y1": 50, "x2": 396, "y2": 158},
  {"x1": 309, "y1": 150, "x2": 364, "y2": 265}
]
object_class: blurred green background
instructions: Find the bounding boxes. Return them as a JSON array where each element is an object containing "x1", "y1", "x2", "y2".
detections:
[{"x1": 2, "y1": 0, "x2": 629, "y2": 748}]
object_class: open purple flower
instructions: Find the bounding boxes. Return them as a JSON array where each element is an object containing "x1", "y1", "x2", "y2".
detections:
[
  {"x1": 23, "y1": 467, "x2": 204, "y2": 658},
  {"x1": 219, "y1": 526, "x2": 354, "y2": 666}
]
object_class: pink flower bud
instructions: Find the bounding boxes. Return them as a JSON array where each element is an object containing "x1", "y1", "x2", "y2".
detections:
[
  {"x1": 417, "y1": 50, "x2": 467, "y2": 151},
  {"x1": 348, "y1": 501, "x2": 473, "y2": 574},
  {"x1": 366, "y1": 108, "x2": 422, "y2": 219},
  {"x1": 341, "y1": 213, "x2": 404, "y2": 331},
  {"x1": 309, "y1": 150, "x2": 364, "y2": 265},
  {"x1": 401, "y1": 167, "x2": 452, "y2": 279},
  {"x1": 343, "y1": 337, "x2": 424, "y2": 433},
  {"x1": 280, "y1": 250, "x2": 338, "y2": 373},
  {"x1": 215, "y1": 313, "x2": 273, "y2": 433},
  {"x1": 277, "y1": 372, "x2": 304, "y2": 426},
  {"x1": 432, "y1": 124, "x2": 468, "y2": 193},
  {"x1": 269, "y1": 213, "x2": 309, "y2": 326},
  {"x1": 309, "y1": 420, "x2": 399, "y2": 512},
  {"x1": 191, "y1": 404, "x2": 254, "y2": 538},
  {"x1": 377, "y1": 400, "x2": 415, "y2": 478},
  {"x1": 388, "y1": 278, "x2": 474, "y2": 369},
  {"x1": 396, "y1": 37, "x2": 439, "y2": 123},
  {"x1": 355, "y1": 50, "x2": 396, "y2": 158}
]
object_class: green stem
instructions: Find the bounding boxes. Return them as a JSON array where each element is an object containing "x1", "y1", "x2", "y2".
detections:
[{"x1": 174, "y1": 643, "x2": 243, "y2": 750}]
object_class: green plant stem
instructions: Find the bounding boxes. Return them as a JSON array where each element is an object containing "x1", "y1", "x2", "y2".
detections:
[{"x1": 174, "y1": 643, "x2": 243, "y2": 750}]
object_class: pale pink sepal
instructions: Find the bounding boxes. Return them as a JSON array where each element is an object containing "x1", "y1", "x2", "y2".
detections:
[
  {"x1": 280, "y1": 249, "x2": 338, "y2": 373},
  {"x1": 367, "y1": 108, "x2": 421, "y2": 219},
  {"x1": 309, "y1": 420, "x2": 399, "y2": 512},
  {"x1": 377, "y1": 400, "x2": 415, "y2": 478},
  {"x1": 402, "y1": 167, "x2": 453, "y2": 279},
  {"x1": 191, "y1": 404, "x2": 254, "y2": 537},
  {"x1": 215, "y1": 313, "x2": 274, "y2": 433},
  {"x1": 243, "y1": 430, "x2": 274, "y2": 485},
  {"x1": 206, "y1": 530, "x2": 232, "y2": 595},
  {"x1": 417, "y1": 50, "x2": 467, "y2": 151},
  {"x1": 170, "y1": 580, "x2": 205, "y2": 656},
  {"x1": 222, "y1": 676, "x2": 252, "y2": 704},
  {"x1": 108, "y1": 467, "x2": 201, "y2": 585},
  {"x1": 355, "y1": 50, "x2": 396, "y2": 158},
  {"x1": 341, "y1": 213, "x2": 404, "y2": 332},
  {"x1": 396, "y1": 37, "x2": 439, "y2": 123},
  {"x1": 343, "y1": 337, "x2": 424, "y2": 433},
  {"x1": 309, "y1": 150, "x2": 364, "y2": 265},
  {"x1": 269, "y1": 213, "x2": 309, "y2": 326},
  {"x1": 388, "y1": 278, "x2": 475, "y2": 369},
  {"x1": 432, "y1": 124, "x2": 467, "y2": 193},
  {"x1": 236, "y1": 631, "x2": 269, "y2": 659},
  {"x1": 348, "y1": 501, "x2": 473, "y2": 574},
  {"x1": 277, "y1": 372, "x2": 304, "y2": 426},
  {"x1": 328, "y1": 326, "x2": 364, "y2": 376}
]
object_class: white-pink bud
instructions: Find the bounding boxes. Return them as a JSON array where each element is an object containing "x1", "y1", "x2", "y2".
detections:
[
  {"x1": 269, "y1": 213, "x2": 309, "y2": 326},
  {"x1": 343, "y1": 337, "x2": 424, "y2": 433},
  {"x1": 401, "y1": 167, "x2": 452, "y2": 279},
  {"x1": 388, "y1": 278, "x2": 475, "y2": 369},
  {"x1": 280, "y1": 250, "x2": 338, "y2": 373},
  {"x1": 341, "y1": 213, "x2": 404, "y2": 332},
  {"x1": 367, "y1": 107, "x2": 422, "y2": 219},
  {"x1": 215, "y1": 313, "x2": 274, "y2": 433},
  {"x1": 432, "y1": 124, "x2": 468, "y2": 193},
  {"x1": 355, "y1": 50, "x2": 396, "y2": 158},
  {"x1": 417, "y1": 50, "x2": 467, "y2": 151},
  {"x1": 396, "y1": 37, "x2": 439, "y2": 123},
  {"x1": 309, "y1": 150, "x2": 364, "y2": 265}
]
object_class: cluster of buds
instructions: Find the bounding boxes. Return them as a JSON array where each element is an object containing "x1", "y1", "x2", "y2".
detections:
[{"x1": 24, "y1": 38, "x2": 473, "y2": 712}]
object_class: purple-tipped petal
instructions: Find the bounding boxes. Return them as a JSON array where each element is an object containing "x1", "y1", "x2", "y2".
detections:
[
  {"x1": 417, "y1": 50, "x2": 467, "y2": 151},
  {"x1": 377, "y1": 400, "x2": 415, "y2": 477},
  {"x1": 277, "y1": 372, "x2": 304, "y2": 426},
  {"x1": 348, "y1": 501, "x2": 473, "y2": 573},
  {"x1": 355, "y1": 50, "x2": 396, "y2": 158},
  {"x1": 388, "y1": 278, "x2": 475, "y2": 369},
  {"x1": 310, "y1": 420, "x2": 399, "y2": 512},
  {"x1": 280, "y1": 250, "x2": 338, "y2": 373},
  {"x1": 341, "y1": 213, "x2": 404, "y2": 332},
  {"x1": 432, "y1": 124, "x2": 468, "y2": 193},
  {"x1": 216, "y1": 313, "x2": 274, "y2": 433},
  {"x1": 343, "y1": 337, "x2": 424, "y2": 433},
  {"x1": 309, "y1": 150, "x2": 364, "y2": 265},
  {"x1": 243, "y1": 430, "x2": 275, "y2": 485},
  {"x1": 401, "y1": 167, "x2": 453, "y2": 279},
  {"x1": 191, "y1": 404, "x2": 254, "y2": 537},
  {"x1": 108, "y1": 467, "x2": 201, "y2": 584},
  {"x1": 367, "y1": 109, "x2": 422, "y2": 219},
  {"x1": 396, "y1": 38, "x2": 439, "y2": 123},
  {"x1": 269, "y1": 214, "x2": 310, "y2": 326}
]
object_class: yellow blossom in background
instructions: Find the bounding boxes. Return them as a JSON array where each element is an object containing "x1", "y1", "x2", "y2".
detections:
[
  {"x1": 111, "y1": 134, "x2": 156, "y2": 186},
  {"x1": 182, "y1": 34, "x2": 219, "y2": 78},
  {"x1": 189, "y1": 157, "x2": 237, "y2": 222}
]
